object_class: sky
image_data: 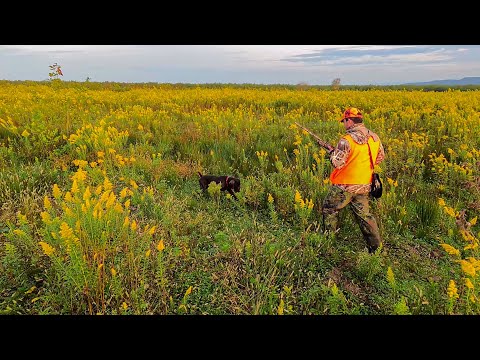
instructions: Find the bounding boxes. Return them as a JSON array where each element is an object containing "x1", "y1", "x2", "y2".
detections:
[{"x1": 1, "y1": 45, "x2": 479, "y2": 86}]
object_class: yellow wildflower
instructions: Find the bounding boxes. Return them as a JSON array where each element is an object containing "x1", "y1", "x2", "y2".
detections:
[
  {"x1": 458, "y1": 260, "x2": 476, "y2": 277},
  {"x1": 444, "y1": 207, "x2": 456, "y2": 218},
  {"x1": 73, "y1": 159, "x2": 88, "y2": 168},
  {"x1": 13, "y1": 229, "x2": 26, "y2": 237},
  {"x1": 307, "y1": 199, "x2": 314, "y2": 210},
  {"x1": 52, "y1": 184, "x2": 62, "y2": 199},
  {"x1": 114, "y1": 202, "x2": 123, "y2": 213},
  {"x1": 386, "y1": 266, "x2": 395, "y2": 287},
  {"x1": 64, "y1": 191, "x2": 73, "y2": 202},
  {"x1": 95, "y1": 185, "x2": 103, "y2": 195},
  {"x1": 44, "y1": 196, "x2": 52, "y2": 209},
  {"x1": 157, "y1": 240, "x2": 165, "y2": 252},
  {"x1": 71, "y1": 180, "x2": 79, "y2": 194},
  {"x1": 447, "y1": 280, "x2": 459, "y2": 299},
  {"x1": 130, "y1": 220, "x2": 137, "y2": 231},
  {"x1": 111, "y1": 268, "x2": 117, "y2": 277},
  {"x1": 71, "y1": 168, "x2": 87, "y2": 182},
  {"x1": 185, "y1": 286, "x2": 192, "y2": 296},
  {"x1": 60, "y1": 222, "x2": 75, "y2": 240},
  {"x1": 103, "y1": 177, "x2": 113, "y2": 192},
  {"x1": 83, "y1": 186, "x2": 91, "y2": 202},
  {"x1": 278, "y1": 299, "x2": 285, "y2": 315},
  {"x1": 465, "y1": 278, "x2": 474, "y2": 290},
  {"x1": 129, "y1": 180, "x2": 138, "y2": 189},
  {"x1": 267, "y1": 193, "x2": 274, "y2": 204},
  {"x1": 293, "y1": 135, "x2": 302, "y2": 146},
  {"x1": 25, "y1": 286, "x2": 36, "y2": 295},
  {"x1": 148, "y1": 226, "x2": 156, "y2": 235},
  {"x1": 105, "y1": 191, "x2": 116, "y2": 209},
  {"x1": 64, "y1": 206, "x2": 74, "y2": 218},
  {"x1": 17, "y1": 212, "x2": 27, "y2": 223},
  {"x1": 99, "y1": 190, "x2": 110, "y2": 205},
  {"x1": 464, "y1": 243, "x2": 478, "y2": 251},
  {"x1": 119, "y1": 187, "x2": 129, "y2": 199},
  {"x1": 21, "y1": 129, "x2": 30, "y2": 137},
  {"x1": 294, "y1": 190, "x2": 302, "y2": 204},
  {"x1": 40, "y1": 211, "x2": 51, "y2": 224},
  {"x1": 466, "y1": 257, "x2": 480, "y2": 271},
  {"x1": 440, "y1": 243, "x2": 460, "y2": 256},
  {"x1": 145, "y1": 249, "x2": 151, "y2": 258},
  {"x1": 39, "y1": 241, "x2": 55, "y2": 256}
]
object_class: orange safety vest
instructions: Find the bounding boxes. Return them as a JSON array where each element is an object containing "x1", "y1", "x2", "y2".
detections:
[{"x1": 330, "y1": 134, "x2": 380, "y2": 185}]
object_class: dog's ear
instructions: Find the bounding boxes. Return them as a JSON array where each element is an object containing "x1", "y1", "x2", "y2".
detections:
[{"x1": 198, "y1": 172, "x2": 203, "y2": 178}]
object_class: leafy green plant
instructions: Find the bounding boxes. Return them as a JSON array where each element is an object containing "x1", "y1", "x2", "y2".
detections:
[{"x1": 48, "y1": 63, "x2": 63, "y2": 81}]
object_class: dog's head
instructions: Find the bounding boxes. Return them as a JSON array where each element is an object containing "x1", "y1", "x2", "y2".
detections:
[{"x1": 228, "y1": 177, "x2": 241, "y2": 193}]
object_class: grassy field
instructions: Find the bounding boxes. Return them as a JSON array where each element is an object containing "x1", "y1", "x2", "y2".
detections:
[{"x1": 0, "y1": 80, "x2": 479, "y2": 315}]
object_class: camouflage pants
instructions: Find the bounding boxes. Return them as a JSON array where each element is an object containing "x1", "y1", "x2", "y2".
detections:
[{"x1": 322, "y1": 185, "x2": 382, "y2": 253}]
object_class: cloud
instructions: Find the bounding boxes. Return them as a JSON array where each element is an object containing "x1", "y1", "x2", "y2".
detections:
[
  {"x1": 280, "y1": 46, "x2": 458, "y2": 66},
  {"x1": 0, "y1": 45, "x2": 479, "y2": 85}
]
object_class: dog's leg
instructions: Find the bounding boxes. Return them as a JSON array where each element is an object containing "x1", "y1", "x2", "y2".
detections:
[
  {"x1": 227, "y1": 188, "x2": 238, "y2": 201},
  {"x1": 199, "y1": 178, "x2": 208, "y2": 197}
]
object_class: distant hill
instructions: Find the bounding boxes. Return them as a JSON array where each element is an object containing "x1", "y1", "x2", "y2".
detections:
[{"x1": 403, "y1": 77, "x2": 480, "y2": 86}]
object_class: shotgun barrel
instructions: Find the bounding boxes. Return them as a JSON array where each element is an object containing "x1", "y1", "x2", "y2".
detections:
[{"x1": 294, "y1": 122, "x2": 334, "y2": 153}]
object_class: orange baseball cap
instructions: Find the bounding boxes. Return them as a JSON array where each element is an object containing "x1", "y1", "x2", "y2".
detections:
[{"x1": 339, "y1": 107, "x2": 363, "y2": 121}]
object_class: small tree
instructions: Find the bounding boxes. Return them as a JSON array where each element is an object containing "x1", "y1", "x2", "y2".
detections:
[
  {"x1": 331, "y1": 78, "x2": 341, "y2": 90},
  {"x1": 49, "y1": 63, "x2": 63, "y2": 81}
]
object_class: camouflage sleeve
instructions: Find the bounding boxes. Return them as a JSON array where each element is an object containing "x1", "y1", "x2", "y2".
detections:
[
  {"x1": 330, "y1": 138, "x2": 350, "y2": 169},
  {"x1": 375, "y1": 142, "x2": 385, "y2": 165}
]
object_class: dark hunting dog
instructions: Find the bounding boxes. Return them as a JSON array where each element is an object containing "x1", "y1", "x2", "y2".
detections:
[{"x1": 198, "y1": 172, "x2": 241, "y2": 200}]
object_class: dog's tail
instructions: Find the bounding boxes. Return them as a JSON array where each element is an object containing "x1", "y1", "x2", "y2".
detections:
[{"x1": 198, "y1": 171, "x2": 203, "y2": 178}]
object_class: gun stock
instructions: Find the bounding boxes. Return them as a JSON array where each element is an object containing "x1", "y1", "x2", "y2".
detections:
[{"x1": 294, "y1": 122, "x2": 334, "y2": 153}]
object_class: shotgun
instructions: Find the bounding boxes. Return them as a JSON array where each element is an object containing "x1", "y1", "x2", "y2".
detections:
[{"x1": 294, "y1": 122, "x2": 334, "y2": 153}]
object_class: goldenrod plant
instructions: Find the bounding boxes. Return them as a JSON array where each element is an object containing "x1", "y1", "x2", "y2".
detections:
[{"x1": 0, "y1": 81, "x2": 479, "y2": 314}]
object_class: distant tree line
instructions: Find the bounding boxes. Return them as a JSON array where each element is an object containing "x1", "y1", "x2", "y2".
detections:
[{"x1": 1, "y1": 80, "x2": 480, "y2": 92}]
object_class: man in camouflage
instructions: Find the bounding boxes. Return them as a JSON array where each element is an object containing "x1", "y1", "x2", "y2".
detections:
[{"x1": 321, "y1": 107, "x2": 385, "y2": 253}]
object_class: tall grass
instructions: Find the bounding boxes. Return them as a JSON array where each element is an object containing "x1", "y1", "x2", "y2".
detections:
[{"x1": 0, "y1": 82, "x2": 479, "y2": 314}]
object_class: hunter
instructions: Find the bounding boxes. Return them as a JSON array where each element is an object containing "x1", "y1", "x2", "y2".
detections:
[{"x1": 322, "y1": 107, "x2": 385, "y2": 254}]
